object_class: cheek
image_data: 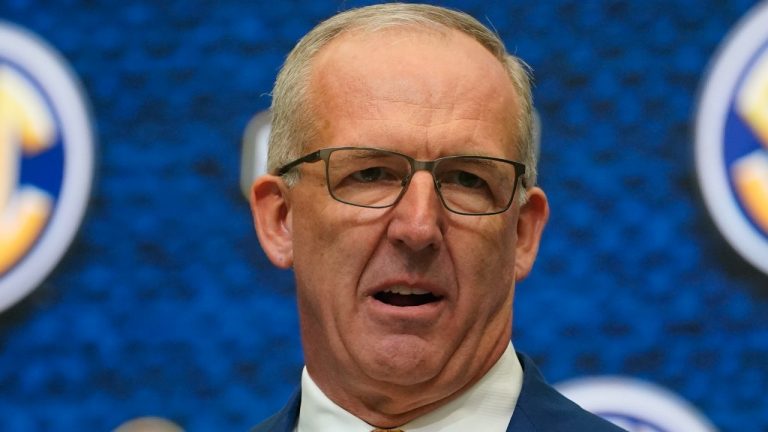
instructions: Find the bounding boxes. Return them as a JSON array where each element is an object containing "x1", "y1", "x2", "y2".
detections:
[
  {"x1": 290, "y1": 199, "x2": 386, "y2": 289},
  {"x1": 450, "y1": 218, "x2": 518, "y2": 298},
  {"x1": 454, "y1": 214, "x2": 516, "y2": 255}
]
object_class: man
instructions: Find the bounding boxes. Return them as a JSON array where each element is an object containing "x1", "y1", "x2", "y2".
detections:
[{"x1": 249, "y1": 3, "x2": 624, "y2": 431}]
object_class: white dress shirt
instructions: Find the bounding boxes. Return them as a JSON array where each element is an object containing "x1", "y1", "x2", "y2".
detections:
[{"x1": 295, "y1": 342, "x2": 523, "y2": 431}]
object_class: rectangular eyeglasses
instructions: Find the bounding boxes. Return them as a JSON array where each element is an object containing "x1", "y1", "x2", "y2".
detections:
[{"x1": 276, "y1": 147, "x2": 526, "y2": 216}]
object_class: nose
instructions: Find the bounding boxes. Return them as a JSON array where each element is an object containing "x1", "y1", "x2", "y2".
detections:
[{"x1": 386, "y1": 171, "x2": 445, "y2": 252}]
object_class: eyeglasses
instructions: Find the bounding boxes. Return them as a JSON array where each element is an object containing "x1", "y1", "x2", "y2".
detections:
[{"x1": 277, "y1": 147, "x2": 526, "y2": 216}]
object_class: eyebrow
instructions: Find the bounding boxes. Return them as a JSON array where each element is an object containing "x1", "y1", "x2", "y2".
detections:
[
  {"x1": 441, "y1": 157, "x2": 499, "y2": 167},
  {"x1": 340, "y1": 150, "x2": 400, "y2": 161}
]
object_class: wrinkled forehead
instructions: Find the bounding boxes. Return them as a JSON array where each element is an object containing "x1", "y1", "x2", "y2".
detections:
[
  {"x1": 311, "y1": 26, "x2": 513, "y2": 94},
  {"x1": 308, "y1": 28, "x2": 520, "y2": 157},
  {"x1": 304, "y1": 27, "x2": 521, "y2": 148}
]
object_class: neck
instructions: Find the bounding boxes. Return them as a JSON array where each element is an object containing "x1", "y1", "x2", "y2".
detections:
[{"x1": 305, "y1": 337, "x2": 510, "y2": 428}]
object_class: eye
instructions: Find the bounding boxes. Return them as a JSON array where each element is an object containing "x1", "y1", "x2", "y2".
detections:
[
  {"x1": 442, "y1": 170, "x2": 487, "y2": 189},
  {"x1": 350, "y1": 167, "x2": 391, "y2": 183}
]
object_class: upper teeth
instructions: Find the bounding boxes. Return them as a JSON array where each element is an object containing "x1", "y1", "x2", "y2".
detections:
[{"x1": 385, "y1": 286, "x2": 430, "y2": 295}]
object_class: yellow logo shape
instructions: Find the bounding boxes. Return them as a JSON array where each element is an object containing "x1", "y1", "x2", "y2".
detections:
[
  {"x1": 0, "y1": 64, "x2": 55, "y2": 273},
  {"x1": 734, "y1": 51, "x2": 768, "y2": 234}
]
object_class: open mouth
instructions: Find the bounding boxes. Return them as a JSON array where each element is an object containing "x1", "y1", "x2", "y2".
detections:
[{"x1": 373, "y1": 286, "x2": 443, "y2": 307}]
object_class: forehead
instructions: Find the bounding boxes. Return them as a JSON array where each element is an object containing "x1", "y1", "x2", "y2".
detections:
[{"x1": 306, "y1": 27, "x2": 520, "y2": 155}]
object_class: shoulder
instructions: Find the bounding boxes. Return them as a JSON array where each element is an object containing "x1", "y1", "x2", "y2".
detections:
[
  {"x1": 251, "y1": 388, "x2": 301, "y2": 432},
  {"x1": 510, "y1": 353, "x2": 627, "y2": 432}
]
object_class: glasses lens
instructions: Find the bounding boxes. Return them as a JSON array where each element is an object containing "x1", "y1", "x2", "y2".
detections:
[
  {"x1": 327, "y1": 148, "x2": 411, "y2": 207},
  {"x1": 434, "y1": 157, "x2": 518, "y2": 214}
]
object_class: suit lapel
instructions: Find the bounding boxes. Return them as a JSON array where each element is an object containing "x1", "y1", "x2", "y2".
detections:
[
  {"x1": 505, "y1": 353, "x2": 624, "y2": 432},
  {"x1": 504, "y1": 353, "x2": 542, "y2": 432},
  {"x1": 251, "y1": 388, "x2": 300, "y2": 432}
]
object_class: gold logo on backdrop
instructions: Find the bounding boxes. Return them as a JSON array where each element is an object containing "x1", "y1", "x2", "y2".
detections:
[
  {"x1": 694, "y1": 2, "x2": 768, "y2": 275},
  {"x1": 0, "y1": 21, "x2": 94, "y2": 312},
  {"x1": 0, "y1": 65, "x2": 55, "y2": 273},
  {"x1": 733, "y1": 52, "x2": 768, "y2": 234}
]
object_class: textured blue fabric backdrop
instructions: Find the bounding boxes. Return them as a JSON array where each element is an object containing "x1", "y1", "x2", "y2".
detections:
[{"x1": 0, "y1": 0, "x2": 766, "y2": 430}]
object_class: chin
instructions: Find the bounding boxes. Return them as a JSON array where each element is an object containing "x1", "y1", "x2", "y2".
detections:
[{"x1": 358, "y1": 334, "x2": 445, "y2": 386}]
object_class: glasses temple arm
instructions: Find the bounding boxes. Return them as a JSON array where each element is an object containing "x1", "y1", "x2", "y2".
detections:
[{"x1": 276, "y1": 151, "x2": 323, "y2": 176}]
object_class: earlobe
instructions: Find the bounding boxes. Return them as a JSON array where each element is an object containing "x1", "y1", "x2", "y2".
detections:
[
  {"x1": 514, "y1": 187, "x2": 549, "y2": 281},
  {"x1": 250, "y1": 175, "x2": 294, "y2": 269}
]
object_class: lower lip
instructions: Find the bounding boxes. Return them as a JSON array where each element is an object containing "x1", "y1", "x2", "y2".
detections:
[{"x1": 364, "y1": 295, "x2": 445, "y2": 325}]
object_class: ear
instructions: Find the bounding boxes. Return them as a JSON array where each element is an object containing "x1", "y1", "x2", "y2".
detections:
[
  {"x1": 250, "y1": 175, "x2": 294, "y2": 269},
  {"x1": 514, "y1": 186, "x2": 549, "y2": 281}
]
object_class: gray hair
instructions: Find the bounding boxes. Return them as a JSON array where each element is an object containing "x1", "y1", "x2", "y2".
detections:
[{"x1": 268, "y1": 3, "x2": 537, "y2": 192}]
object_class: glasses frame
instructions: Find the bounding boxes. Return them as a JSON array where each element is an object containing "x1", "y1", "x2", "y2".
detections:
[{"x1": 276, "y1": 146, "x2": 527, "y2": 216}]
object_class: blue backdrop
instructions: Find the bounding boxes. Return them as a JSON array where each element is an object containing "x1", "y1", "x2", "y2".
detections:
[{"x1": 1, "y1": 0, "x2": 766, "y2": 431}]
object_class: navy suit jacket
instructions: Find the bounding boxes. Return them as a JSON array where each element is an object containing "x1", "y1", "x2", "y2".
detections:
[{"x1": 252, "y1": 353, "x2": 625, "y2": 431}]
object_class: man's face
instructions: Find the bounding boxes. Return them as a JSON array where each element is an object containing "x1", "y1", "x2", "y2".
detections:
[{"x1": 252, "y1": 28, "x2": 547, "y2": 415}]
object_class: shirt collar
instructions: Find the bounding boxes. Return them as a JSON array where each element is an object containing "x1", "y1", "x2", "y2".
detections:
[{"x1": 296, "y1": 342, "x2": 523, "y2": 432}]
